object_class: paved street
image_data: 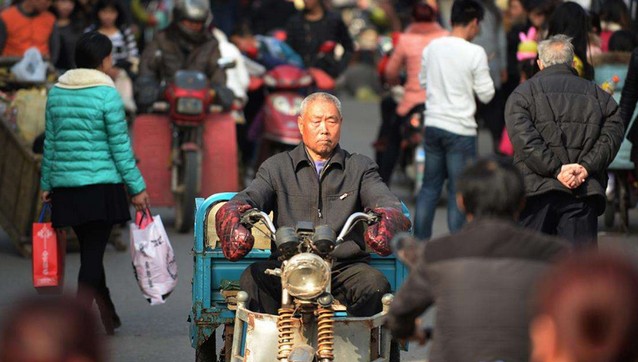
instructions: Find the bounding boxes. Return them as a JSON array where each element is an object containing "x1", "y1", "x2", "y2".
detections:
[{"x1": 1, "y1": 95, "x2": 638, "y2": 362}]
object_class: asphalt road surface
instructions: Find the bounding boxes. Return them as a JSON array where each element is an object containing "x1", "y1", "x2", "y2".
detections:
[{"x1": 1, "y1": 95, "x2": 637, "y2": 362}]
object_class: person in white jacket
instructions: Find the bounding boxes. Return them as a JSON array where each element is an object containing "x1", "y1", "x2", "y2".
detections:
[
  {"x1": 212, "y1": 27, "x2": 249, "y2": 104},
  {"x1": 413, "y1": 0, "x2": 495, "y2": 240}
]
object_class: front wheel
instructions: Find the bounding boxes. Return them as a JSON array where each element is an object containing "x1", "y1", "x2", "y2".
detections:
[
  {"x1": 195, "y1": 332, "x2": 216, "y2": 362},
  {"x1": 604, "y1": 200, "x2": 615, "y2": 229},
  {"x1": 390, "y1": 339, "x2": 401, "y2": 362},
  {"x1": 175, "y1": 150, "x2": 198, "y2": 233}
]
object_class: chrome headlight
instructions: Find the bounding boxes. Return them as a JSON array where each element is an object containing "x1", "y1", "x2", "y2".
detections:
[
  {"x1": 282, "y1": 253, "x2": 330, "y2": 299},
  {"x1": 176, "y1": 97, "x2": 203, "y2": 115}
]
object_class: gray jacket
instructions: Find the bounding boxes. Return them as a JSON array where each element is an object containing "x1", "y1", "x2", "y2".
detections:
[
  {"x1": 233, "y1": 143, "x2": 403, "y2": 261},
  {"x1": 386, "y1": 218, "x2": 568, "y2": 362}
]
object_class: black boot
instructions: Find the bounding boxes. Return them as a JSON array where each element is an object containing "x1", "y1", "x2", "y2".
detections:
[{"x1": 96, "y1": 288, "x2": 121, "y2": 335}]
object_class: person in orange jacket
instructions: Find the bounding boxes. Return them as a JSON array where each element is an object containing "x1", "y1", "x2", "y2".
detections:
[{"x1": 0, "y1": 0, "x2": 59, "y2": 60}]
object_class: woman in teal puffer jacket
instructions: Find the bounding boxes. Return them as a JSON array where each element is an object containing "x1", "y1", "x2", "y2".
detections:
[{"x1": 41, "y1": 31, "x2": 150, "y2": 335}]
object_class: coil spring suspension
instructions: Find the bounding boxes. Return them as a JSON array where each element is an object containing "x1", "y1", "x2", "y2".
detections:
[
  {"x1": 316, "y1": 306, "x2": 335, "y2": 361},
  {"x1": 277, "y1": 307, "x2": 295, "y2": 360}
]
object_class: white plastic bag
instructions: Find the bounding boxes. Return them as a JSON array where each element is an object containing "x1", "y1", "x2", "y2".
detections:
[
  {"x1": 11, "y1": 47, "x2": 47, "y2": 82},
  {"x1": 129, "y1": 210, "x2": 178, "y2": 305}
]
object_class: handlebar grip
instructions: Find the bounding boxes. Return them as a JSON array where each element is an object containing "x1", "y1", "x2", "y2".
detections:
[{"x1": 239, "y1": 208, "x2": 261, "y2": 224}]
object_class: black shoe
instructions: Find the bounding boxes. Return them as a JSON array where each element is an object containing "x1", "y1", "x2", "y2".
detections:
[
  {"x1": 96, "y1": 289, "x2": 120, "y2": 335},
  {"x1": 113, "y1": 312, "x2": 122, "y2": 329}
]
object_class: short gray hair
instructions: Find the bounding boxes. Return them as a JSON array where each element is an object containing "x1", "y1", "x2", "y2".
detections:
[
  {"x1": 299, "y1": 92, "x2": 342, "y2": 119},
  {"x1": 538, "y1": 34, "x2": 575, "y2": 67}
]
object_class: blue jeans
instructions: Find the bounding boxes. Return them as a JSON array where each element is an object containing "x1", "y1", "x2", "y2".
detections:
[{"x1": 414, "y1": 127, "x2": 477, "y2": 239}]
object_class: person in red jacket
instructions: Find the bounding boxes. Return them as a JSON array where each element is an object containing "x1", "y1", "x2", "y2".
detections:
[
  {"x1": 378, "y1": 2, "x2": 448, "y2": 184},
  {"x1": 0, "y1": 0, "x2": 59, "y2": 60}
]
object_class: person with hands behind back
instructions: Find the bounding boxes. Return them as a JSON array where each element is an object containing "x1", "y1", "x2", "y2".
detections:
[
  {"x1": 41, "y1": 31, "x2": 149, "y2": 336},
  {"x1": 505, "y1": 34, "x2": 624, "y2": 246},
  {"x1": 215, "y1": 92, "x2": 411, "y2": 317}
]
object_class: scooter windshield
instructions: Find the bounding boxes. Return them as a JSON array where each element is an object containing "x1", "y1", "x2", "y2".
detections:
[{"x1": 174, "y1": 70, "x2": 208, "y2": 90}]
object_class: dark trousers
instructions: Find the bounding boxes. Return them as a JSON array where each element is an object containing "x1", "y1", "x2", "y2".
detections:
[
  {"x1": 519, "y1": 192, "x2": 600, "y2": 246},
  {"x1": 375, "y1": 95, "x2": 398, "y2": 165},
  {"x1": 377, "y1": 111, "x2": 402, "y2": 185},
  {"x1": 378, "y1": 104, "x2": 425, "y2": 185},
  {"x1": 240, "y1": 260, "x2": 391, "y2": 317},
  {"x1": 72, "y1": 221, "x2": 113, "y2": 303}
]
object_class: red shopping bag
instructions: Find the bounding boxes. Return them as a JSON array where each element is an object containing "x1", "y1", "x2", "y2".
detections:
[{"x1": 32, "y1": 204, "x2": 66, "y2": 293}]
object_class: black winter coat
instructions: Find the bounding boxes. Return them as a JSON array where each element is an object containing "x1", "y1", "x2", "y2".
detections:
[
  {"x1": 285, "y1": 10, "x2": 354, "y2": 78},
  {"x1": 232, "y1": 143, "x2": 403, "y2": 261},
  {"x1": 505, "y1": 64, "x2": 624, "y2": 207}
]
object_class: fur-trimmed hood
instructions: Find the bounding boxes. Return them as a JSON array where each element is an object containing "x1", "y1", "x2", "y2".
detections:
[{"x1": 55, "y1": 68, "x2": 115, "y2": 89}]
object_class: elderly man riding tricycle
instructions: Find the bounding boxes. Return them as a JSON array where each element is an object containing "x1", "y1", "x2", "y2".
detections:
[{"x1": 190, "y1": 92, "x2": 411, "y2": 361}]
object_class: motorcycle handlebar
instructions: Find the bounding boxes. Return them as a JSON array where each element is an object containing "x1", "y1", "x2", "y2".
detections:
[
  {"x1": 240, "y1": 209, "x2": 378, "y2": 245},
  {"x1": 240, "y1": 209, "x2": 276, "y2": 235},
  {"x1": 336, "y1": 212, "x2": 377, "y2": 244}
]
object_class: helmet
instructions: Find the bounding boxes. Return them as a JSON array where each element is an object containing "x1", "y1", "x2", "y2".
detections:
[{"x1": 173, "y1": 0, "x2": 210, "y2": 23}]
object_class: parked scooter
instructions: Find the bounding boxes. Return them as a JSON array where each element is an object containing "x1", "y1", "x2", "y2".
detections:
[
  {"x1": 133, "y1": 61, "x2": 240, "y2": 233},
  {"x1": 228, "y1": 208, "x2": 399, "y2": 361},
  {"x1": 251, "y1": 52, "x2": 336, "y2": 170}
]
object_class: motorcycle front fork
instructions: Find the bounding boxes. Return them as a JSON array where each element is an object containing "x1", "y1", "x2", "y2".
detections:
[
  {"x1": 170, "y1": 125, "x2": 202, "y2": 193},
  {"x1": 277, "y1": 291, "x2": 335, "y2": 361}
]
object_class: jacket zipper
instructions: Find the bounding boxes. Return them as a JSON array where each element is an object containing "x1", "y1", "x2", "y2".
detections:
[{"x1": 317, "y1": 162, "x2": 332, "y2": 219}]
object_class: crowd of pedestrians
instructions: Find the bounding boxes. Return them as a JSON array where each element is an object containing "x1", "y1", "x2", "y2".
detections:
[{"x1": 1, "y1": 0, "x2": 638, "y2": 361}]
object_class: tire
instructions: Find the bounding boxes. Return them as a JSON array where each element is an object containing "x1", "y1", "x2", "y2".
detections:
[
  {"x1": 175, "y1": 151, "x2": 198, "y2": 233},
  {"x1": 604, "y1": 200, "x2": 615, "y2": 229},
  {"x1": 389, "y1": 339, "x2": 401, "y2": 362},
  {"x1": 195, "y1": 333, "x2": 216, "y2": 362}
]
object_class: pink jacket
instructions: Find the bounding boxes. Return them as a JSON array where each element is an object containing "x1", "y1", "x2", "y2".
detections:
[{"x1": 385, "y1": 22, "x2": 448, "y2": 116}]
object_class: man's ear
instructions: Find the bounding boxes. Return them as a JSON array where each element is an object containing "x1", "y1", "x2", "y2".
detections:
[
  {"x1": 297, "y1": 116, "x2": 304, "y2": 134},
  {"x1": 537, "y1": 59, "x2": 544, "y2": 70}
]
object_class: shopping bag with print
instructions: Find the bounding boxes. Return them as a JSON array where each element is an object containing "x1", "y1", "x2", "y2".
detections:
[
  {"x1": 129, "y1": 209, "x2": 178, "y2": 305},
  {"x1": 32, "y1": 203, "x2": 66, "y2": 293}
]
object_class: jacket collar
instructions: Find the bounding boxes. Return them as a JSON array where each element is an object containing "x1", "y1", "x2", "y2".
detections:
[
  {"x1": 534, "y1": 63, "x2": 578, "y2": 78},
  {"x1": 291, "y1": 143, "x2": 345, "y2": 171},
  {"x1": 55, "y1": 68, "x2": 115, "y2": 89}
]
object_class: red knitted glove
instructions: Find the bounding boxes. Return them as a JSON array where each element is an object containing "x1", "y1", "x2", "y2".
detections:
[
  {"x1": 364, "y1": 207, "x2": 412, "y2": 256},
  {"x1": 215, "y1": 200, "x2": 255, "y2": 261}
]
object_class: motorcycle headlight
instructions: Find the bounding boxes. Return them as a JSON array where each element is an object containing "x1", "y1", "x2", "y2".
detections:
[
  {"x1": 272, "y1": 96, "x2": 298, "y2": 116},
  {"x1": 282, "y1": 253, "x2": 330, "y2": 300},
  {"x1": 176, "y1": 97, "x2": 203, "y2": 115}
]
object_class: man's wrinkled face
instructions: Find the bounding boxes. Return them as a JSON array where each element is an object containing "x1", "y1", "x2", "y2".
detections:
[{"x1": 298, "y1": 99, "x2": 342, "y2": 161}]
